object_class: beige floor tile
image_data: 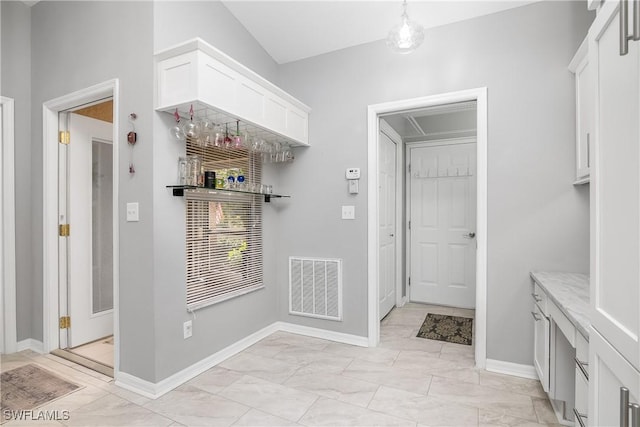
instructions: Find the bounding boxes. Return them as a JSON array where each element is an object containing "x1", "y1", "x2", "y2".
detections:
[
  {"x1": 382, "y1": 310, "x2": 430, "y2": 327},
  {"x1": 343, "y1": 359, "x2": 432, "y2": 395},
  {"x1": 393, "y1": 350, "x2": 480, "y2": 384},
  {"x1": 368, "y1": 385, "x2": 479, "y2": 426},
  {"x1": 261, "y1": 332, "x2": 330, "y2": 352},
  {"x1": 428, "y1": 376, "x2": 538, "y2": 422},
  {"x1": 379, "y1": 336, "x2": 444, "y2": 354},
  {"x1": 531, "y1": 398, "x2": 559, "y2": 425},
  {"x1": 64, "y1": 394, "x2": 173, "y2": 426},
  {"x1": 322, "y1": 342, "x2": 399, "y2": 366},
  {"x1": 143, "y1": 384, "x2": 249, "y2": 426},
  {"x1": 37, "y1": 384, "x2": 108, "y2": 413},
  {"x1": 479, "y1": 371, "x2": 546, "y2": 399},
  {"x1": 219, "y1": 375, "x2": 318, "y2": 422},
  {"x1": 272, "y1": 347, "x2": 354, "y2": 375},
  {"x1": 219, "y1": 352, "x2": 298, "y2": 384},
  {"x1": 478, "y1": 409, "x2": 549, "y2": 427},
  {"x1": 186, "y1": 367, "x2": 244, "y2": 395},
  {"x1": 299, "y1": 397, "x2": 416, "y2": 426},
  {"x1": 232, "y1": 409, "x2": 301, "y2": 426},
  {"x1": 69, "y1": 337, "x2": 114, "y2": 367},
  {"x1": 284, "y1": 372, "x2": 379, "y2": 407},
  {"x1": 380, "y1": 325, "x2": 418, "y2": 339}
]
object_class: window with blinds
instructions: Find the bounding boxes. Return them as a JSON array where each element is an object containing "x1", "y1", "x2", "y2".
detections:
[{"x1": 185, "y1": 140, "x2": 263, "y2": 310}]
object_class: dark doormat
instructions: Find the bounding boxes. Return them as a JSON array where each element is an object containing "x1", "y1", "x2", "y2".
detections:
[
  {"x1": 416, "y1": 313, "x2": 473, "y2": 345},
  {"x1": 1, "y1": 364, "x2": 81, "y2": 413}
]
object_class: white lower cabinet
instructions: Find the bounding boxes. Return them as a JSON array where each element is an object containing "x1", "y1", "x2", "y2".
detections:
[
  {"x1": 589, "y1": 329, "x2": 640, "y2": 427},
  {"x1": 533, "y1": 303, "x2": 550, "y2": 392}
]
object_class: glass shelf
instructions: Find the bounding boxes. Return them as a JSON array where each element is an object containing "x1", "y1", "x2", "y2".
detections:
[{"x1": 166, "y1": 185, "x2": 290, "y2": 203}]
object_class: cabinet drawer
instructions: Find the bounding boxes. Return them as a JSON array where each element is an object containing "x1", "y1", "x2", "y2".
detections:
[
  {"x1": 548, "y1": 301, "x2": 576, "y2": 347},
  {"x1": 531, "y1": 283, "x2": 547, "y2": 313}
]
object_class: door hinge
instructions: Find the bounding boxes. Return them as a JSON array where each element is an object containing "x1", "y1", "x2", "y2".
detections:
[
  {"x1": 59, "y1": 316, "x2": 71, "y2": 329},
  {"x1": 59, "y1": 224, "x2": 70, "y2": 237},
  {"x1": 408, "y1": 277, "x2": 411, "y2": 286},
  {"x1": 408, "y1": 164, "x2": 411, "y2": 173},
  {"x1": 59, "y1": 131, "x2": 70, "y2": 145},
  {"x1": 408, "y1": 220, "x2": 411, "y2": 230}
]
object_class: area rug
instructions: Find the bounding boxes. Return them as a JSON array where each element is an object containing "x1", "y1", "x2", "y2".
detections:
[
  {"x1": 416, "y1": 313, "x2": 473, "y2": 345},
  {"x1": 1, "y1": 364, "x2": 80, "y2": 412}
]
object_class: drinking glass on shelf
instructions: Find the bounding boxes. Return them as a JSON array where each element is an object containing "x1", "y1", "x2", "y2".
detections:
[
  {"x1": 177, "y1": 157, "x2": 187, "y2": 185},
  {"x1": 186, "y1": 155, "x2": 202, "y2": 187}
]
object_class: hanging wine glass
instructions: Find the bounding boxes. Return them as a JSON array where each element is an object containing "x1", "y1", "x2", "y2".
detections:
[
  {"x1": 200, "y1": 117, "x2": 215, "y2": 147},
  {"x1": 169, "y1": 108, "x2": 186, "y2": 142},
  {"x1": 224, "y1": 123, "x2": 232, "y2": 148},
  {"x1": 182, "y1": 105, "x2": 201, "y2": 143},
  {"x1": 232, "y1": 121, "x2": 243, "y2": 149}
]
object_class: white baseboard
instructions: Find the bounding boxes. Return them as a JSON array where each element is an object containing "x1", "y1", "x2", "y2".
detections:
[
  {"x1": 16, "y1": 339, "x2": 44, "y2": 354},
  {"x1": 276, "y1": 322, "x2": 368, "y2": 347},
  {"x1": 116, "y1": 322, "x2": 280, "y2": 399},
  {"x1": 115, "y1": 321, "x2": 367, "y2": 399},
  {"x1": 485, "y1": 359, "x2": 538, "y2": 380}
]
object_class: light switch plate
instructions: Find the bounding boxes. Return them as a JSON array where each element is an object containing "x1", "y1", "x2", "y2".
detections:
[
  {"x1": 342, "y1": 205, "x2": 355, "y2": 220},
  {"x1": 126, "y1": 202, "x2": 139, "y2": 222}
]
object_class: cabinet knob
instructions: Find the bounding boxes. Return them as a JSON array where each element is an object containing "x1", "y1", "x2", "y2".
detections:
[
  {"x1": 531, "y1": 311, "x2": 541, "y2": 321},
  {"x1": 531, "y1": 293, "x2": 542, "y2": 303}
]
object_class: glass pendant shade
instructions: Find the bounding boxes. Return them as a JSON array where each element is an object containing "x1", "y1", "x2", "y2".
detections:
[{"x1": 386, "y1": 1, "x2": 424, "y2": 54}]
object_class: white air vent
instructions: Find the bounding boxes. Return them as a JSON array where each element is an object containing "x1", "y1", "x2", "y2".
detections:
[{"x1": 289, "y1": 257, "x2": 342, "y2": 321}]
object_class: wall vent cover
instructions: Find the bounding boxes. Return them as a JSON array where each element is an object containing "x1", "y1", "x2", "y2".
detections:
[{"x1": 289, "y1": 257, "x2": 342, "y2": 321}]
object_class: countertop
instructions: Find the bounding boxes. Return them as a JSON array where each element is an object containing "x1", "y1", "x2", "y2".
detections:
[{"x1": 530, "y1": 271, "x2": 591, "y2": 340}]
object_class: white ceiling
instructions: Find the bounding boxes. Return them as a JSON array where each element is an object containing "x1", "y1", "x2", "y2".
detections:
[{"x1": 221, "y1": 0, "x2": 539, "y2": 64}]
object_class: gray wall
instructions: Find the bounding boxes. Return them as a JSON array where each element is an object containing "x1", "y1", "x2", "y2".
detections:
[
  {"x1": 1, "y1": 1, "x2": 32, "y2": 342},
  {"x1": 276, "y1": 1, "x2": 593, "y2": 365},
  {"x1": 9, "y1": 0, "x2": 594, "y2": 379},
  {"x1": 30, "y1": 1, "x2": 157, "y2": 380},
  {"x1": 151, "y1": 1, "x2": 280, "y2": 381}
]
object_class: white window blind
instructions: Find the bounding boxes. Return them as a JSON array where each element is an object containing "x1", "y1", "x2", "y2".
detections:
[
  {"x1": 184, "y1": 140, "x2": 263, "y2": 310},
  {"x1": 185, "y1": 190, "x2": 263, "y2": 309}
]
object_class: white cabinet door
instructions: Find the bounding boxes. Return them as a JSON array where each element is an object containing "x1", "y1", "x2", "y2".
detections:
[
  {"x1": 589, "y1": 329, "x2": 640, "y2": 427},
  {"x1": 589, "y1": 0, "x2": 640, "y2": 371},
  {"x1": 533, "y1": 303, "x2": 550, "y2": 392}
]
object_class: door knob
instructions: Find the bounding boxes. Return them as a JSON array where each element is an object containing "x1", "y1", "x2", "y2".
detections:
[{"x1": 463, "y1": 232, "x2": 476, "y2": 239}]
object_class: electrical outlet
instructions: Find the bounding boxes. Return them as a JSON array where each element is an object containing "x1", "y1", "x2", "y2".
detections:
[
  {"x1": 342, "y1": 205, "x2": 355, "y2": 220},
  {"x1": 183, "y1": 320, "x2": 192, "y2": 339}
]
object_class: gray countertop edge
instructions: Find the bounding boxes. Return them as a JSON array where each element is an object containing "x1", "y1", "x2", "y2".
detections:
[{"x1": 530, "y1": 271, "x2": 591, "y2": 341}]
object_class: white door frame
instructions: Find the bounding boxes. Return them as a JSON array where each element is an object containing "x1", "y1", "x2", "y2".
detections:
[
  {"x1": 405, "y1": 137, "x2": 477, "y2": 305},
  {"x1": 379, "y1": 119, "x2": 405, "y2": 309},
  {"x1": 367, "y1": 87, "x2": 488, "y2": 369},
  {"x1": 1, "y1": 96, "x2": 17, "y2": 354},
  {"x1": 42, "y1": 80, "x2": 120, "y2": 377}
]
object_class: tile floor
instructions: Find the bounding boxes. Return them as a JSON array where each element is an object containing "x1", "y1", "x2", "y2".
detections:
[
  {"x1": 0, "y1": 303, "x2": 560, "y2": 426},
  {"x1": 68, "y1": 336, "x2": 114, "y2": 368}
]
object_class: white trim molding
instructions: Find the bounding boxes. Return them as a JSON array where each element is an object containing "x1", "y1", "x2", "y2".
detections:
[
  {"x1": 485, "y1": 359, "x2": 538, "y2": 380},
  {"x1": 115, "y1": 321, "x2": 367, "y2": 399},
  {"x1": 42, "y1": 80, "x2": 120, "y2": 375},
  {"x1": 16, "y1": 339, "x2": 44, "y2": 354},
  {"x1": 1, "y1": 96, "x2": 17, "y2": 354},
  {"x1": 367, "y1": 87, "x2": 488, "y2": 370}
]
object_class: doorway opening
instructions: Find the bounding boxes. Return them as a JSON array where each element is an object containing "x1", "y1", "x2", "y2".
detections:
[
  {"x1": 367, "y1": 88, "x2": 488, "y2": 368},
  {"x1": 43, "y1": 81, "x2": 119, "y2": 378}
]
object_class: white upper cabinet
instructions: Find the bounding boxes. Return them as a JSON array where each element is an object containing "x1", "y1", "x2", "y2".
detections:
[
  {"x1": 155, "y1": 38, "x2": 310, "y2": 147},
  {"x1": 590, "y1": 0, "x2": 640, "y2": 372},
  {"x1": 569, "y1": 38, "x2": 592, "y2": 184}
]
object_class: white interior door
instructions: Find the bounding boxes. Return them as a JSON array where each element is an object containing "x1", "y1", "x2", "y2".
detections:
[
  {"x1": 409, "y1": 142, "x2": 476, "y2": 308},
  {"x1": 379, "y1": 131, "x2": 397, "y2": 319},
  {"x1": 63, "y1": 113, "x2": 114, "y2": 347}
]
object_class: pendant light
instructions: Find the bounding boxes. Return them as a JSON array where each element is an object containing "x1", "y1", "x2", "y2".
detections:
[{"x1": 386, "y1": 0, "x2": 424, "y2": 54}]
